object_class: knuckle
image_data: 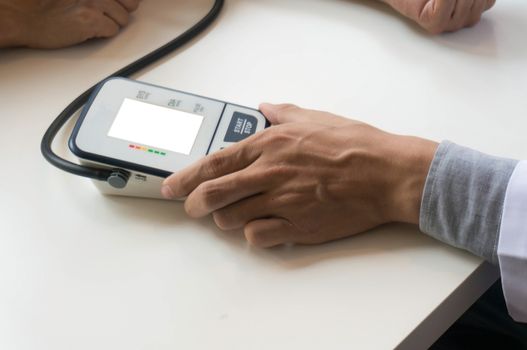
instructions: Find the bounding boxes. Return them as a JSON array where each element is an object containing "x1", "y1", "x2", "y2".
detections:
[
  {"x1": 275, "y1": 104, "x2": 299, "y2": 120},
  {"x1": 183, "y1": 200, "x2": 196, "y2": 217},
  {"x1": 236, "y1": 143, "x2": 254, "y2": 163},
  {"x1": 213, "y1": 208, "x2": 242, "y2": 231},
  {"x1": 261, "y1": 128, "x2": 293, "y2": 147},
  {"x1": 418, "y1": 6, "x2": 450, "y2": 34},
  {"x1": 230, "y1": 144, "x2": 249, "y2": 166},
  {"x1": 255, "y1": 128, "x2": 273, "y2": 145},
  {"x1": 72, "y1": 9, "x2": 101, "y2": 40},
  {"x1": 75, "y1": 6, "x2": 99, "y2": 22},
  {"x1": 264, "y1": 164, "x2": 291, "y2": 179},
  {"x1": 201, "y1": 153, "x2": 225, "y2": 178},
  {"x1": 212, "y1": 211, "x2": 232, "y2": 231},
  {"x1": 198, "y1": 182, "x2": 223, "y2": 210},
  {"x1": 244, "y1": 229, "x2": 268, "y2": 248}
]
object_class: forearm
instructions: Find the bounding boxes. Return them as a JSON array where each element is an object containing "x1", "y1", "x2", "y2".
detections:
[{"x1": 419, "y1": 141, "x2": 518, "y2": 264}]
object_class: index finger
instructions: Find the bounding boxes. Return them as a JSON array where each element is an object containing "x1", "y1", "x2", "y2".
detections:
[{"x1": 162, "y1": 135, "x2": 263, "y2": 199}]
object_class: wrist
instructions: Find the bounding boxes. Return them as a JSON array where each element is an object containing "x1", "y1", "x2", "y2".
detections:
[{"x1": 384, "y1": 135, "x2": 438, "y2": 225}]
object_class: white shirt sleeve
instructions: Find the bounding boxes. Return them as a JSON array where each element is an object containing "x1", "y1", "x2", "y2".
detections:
[{"x1": 498, "y1": 160, "x2": 527, "y2": 323}]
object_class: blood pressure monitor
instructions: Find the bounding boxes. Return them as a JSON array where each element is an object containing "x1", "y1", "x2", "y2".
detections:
[{"x1": 69, "y1": 77, "x2": 268, "y2": 199}]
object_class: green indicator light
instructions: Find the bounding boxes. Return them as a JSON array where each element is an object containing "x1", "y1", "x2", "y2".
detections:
[
  {"x1": 160, "y1": 152, "x2": 166, "y2": 156},
  {"x1": 148, "y1": 149, "x2": 154, "y2": 153},
  {"x1": 154, "y1": 151, "x2": 160, "y2": 154}
]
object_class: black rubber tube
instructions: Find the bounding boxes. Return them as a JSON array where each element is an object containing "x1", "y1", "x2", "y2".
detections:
[{"x1": 41, "y1": 0, "x2": 224, "y2": 181}]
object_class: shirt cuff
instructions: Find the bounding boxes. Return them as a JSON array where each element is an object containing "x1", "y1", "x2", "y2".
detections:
[
  {"x1": 420, "y1": 141, "x2": 518, "y2": 264},
  {"x1": 498, "y1": 160, "x2": 527, "y2": 323}
]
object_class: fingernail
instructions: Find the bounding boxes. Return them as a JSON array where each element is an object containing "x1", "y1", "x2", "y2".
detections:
[
  {"x1": 161, "y1": 185, "x2": 175, "y2": 199},
  {"x1": 259, "y1": 103, "x2": 276, "y2": 119},
  {"x1": 259, "y1": 102, "x2": 273, "y2": 110}
]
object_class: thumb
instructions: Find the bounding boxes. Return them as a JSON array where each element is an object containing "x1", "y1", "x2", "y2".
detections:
[
  {"x1": 259, "y1": 102, "x2": 352, "y2": 127},
  {"x1": 259, "y1": 103, "x2": 301, "y2": 125}
]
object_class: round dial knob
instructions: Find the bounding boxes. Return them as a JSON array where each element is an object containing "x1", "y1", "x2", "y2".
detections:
[{"x1": 107, "y1": 169, "x2": 130, "y2": 189}]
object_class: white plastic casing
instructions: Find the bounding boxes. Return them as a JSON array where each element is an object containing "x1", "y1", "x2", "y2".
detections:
[{"x1": 69, "y1": 78, "x2": 268, "y2": 199}]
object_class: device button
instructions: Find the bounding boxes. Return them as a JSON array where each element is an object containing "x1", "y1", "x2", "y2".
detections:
[
  {"x1": 108, "y1": 169, "x2": 130, "y2": 189},
  {"x1": 223, "y1": 112, "x2": 258, "y2": 142}
]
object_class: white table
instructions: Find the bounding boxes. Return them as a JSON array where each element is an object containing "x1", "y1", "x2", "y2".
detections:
[{"x1": 1, "y1": 0, "x2": 526, "y2": 349}]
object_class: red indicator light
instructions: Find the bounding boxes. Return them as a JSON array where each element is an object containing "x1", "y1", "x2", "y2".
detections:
[{"x1": 129, "y1": 144, "x2": 135, "y2": 148}]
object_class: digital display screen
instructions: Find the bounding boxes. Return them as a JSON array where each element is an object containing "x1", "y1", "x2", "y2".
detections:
[{"x1": 108, "y1": 98, "x2": 204, "y2": 155}]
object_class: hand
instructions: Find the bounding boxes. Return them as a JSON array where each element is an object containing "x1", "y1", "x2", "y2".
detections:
[
  {"x1": 162, "y1": 104, "x2": 438, "y2": 248},
  {"x1": 0, "y1": 0, "x2": 140, "y2": 48},
  {"x1": 382, "y1": 0, "x2": 496, "y2": 34}
]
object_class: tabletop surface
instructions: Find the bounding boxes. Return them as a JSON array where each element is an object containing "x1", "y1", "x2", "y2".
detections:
[{"x1": 1, "y1": 1, "x2": 526, "y2": 349}]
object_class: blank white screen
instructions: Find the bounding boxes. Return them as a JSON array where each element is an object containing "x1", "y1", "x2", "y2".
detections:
[{"x1": 108, "y1": 98, "x2": 204, "y2": 155}]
